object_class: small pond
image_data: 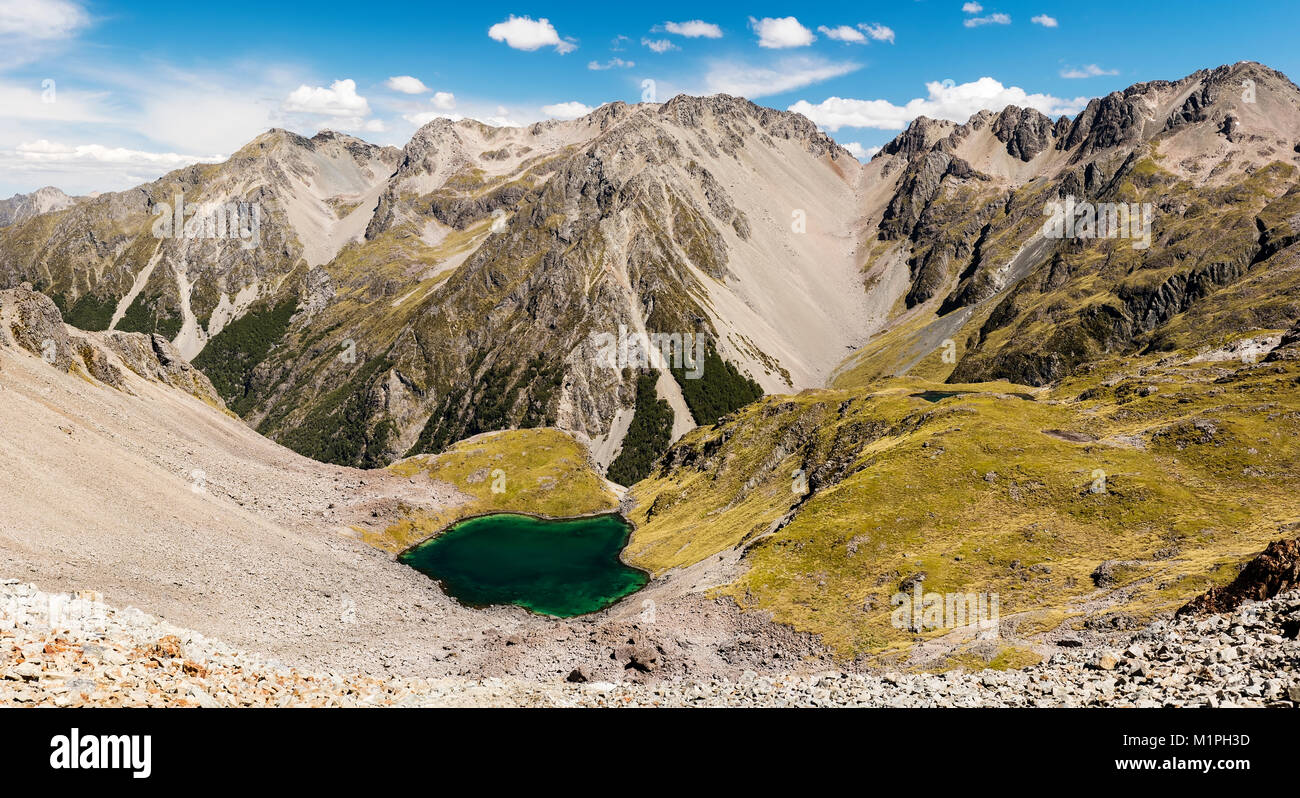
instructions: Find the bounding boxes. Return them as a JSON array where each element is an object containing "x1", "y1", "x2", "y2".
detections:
[{"x1": 399, "y1": 512, "x2": 649, "y2": 618}]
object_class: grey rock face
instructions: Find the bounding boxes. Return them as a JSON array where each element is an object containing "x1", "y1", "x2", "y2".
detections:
[
  {"x1": 991, "y1": 107, "x2": 1055, "y2": 161},
  {"x1": 0, "y1": 187, "x2": 78, "y2": 228}
]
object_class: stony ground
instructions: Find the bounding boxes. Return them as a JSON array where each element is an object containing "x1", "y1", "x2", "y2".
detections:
[
  {"x1": 4, "y1": 578, "x2": 1296, "y2": 708},
  {"x1": 0, "y1": 330, "x2": 831, "y2": 685}
]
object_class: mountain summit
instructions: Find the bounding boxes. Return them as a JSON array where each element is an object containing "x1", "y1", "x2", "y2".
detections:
[{"x1": 2, "y1": 62, "x2": 1298, "y2": 479}]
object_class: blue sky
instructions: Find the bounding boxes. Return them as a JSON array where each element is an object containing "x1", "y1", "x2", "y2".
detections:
[{"x1": 2, "y1": 0, "x2": 1298, "y2": 195}]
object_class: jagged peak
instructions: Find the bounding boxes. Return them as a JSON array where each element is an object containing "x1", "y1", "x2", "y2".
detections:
[
  {"x1": 881, "y1": 116, "x2": 957, "y2": 158},
  {"x1": 877, "y1": 62, "x2": 1300, "y2": 169}
]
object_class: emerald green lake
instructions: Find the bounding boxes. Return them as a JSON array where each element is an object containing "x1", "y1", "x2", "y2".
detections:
[{"x1": 399, "y1": 513, "x2": 649, "y2": 618}]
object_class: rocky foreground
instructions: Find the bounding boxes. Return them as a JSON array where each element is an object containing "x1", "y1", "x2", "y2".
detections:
[{"x1": 2, "y1": 577, "x2": 1297, "y2": 708}]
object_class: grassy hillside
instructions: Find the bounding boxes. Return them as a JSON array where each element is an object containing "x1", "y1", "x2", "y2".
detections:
[
  {"x1": 370, "y1": 427, "x2": 621, "y2": 552},
  {"x1": 625, "y1": 350, "x2": 1300, "y2": 666}
]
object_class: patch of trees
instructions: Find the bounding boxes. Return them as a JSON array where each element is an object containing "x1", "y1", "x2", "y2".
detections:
[
  {"x1": 192, "y1": 298, "x2": 297, "y2": 414},
  {"x1": 671, "y1": 346, "x2": 763, "y2": 426},
  {"x1": 607, "y1": 374, "x2": 675, "y2": 486}
]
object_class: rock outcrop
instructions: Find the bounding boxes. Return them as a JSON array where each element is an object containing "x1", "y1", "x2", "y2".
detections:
[
  {"x1": 0, "y1": 286, "x2": 226, "y2": 407},
  {"x1": 0, "y1": 186, "x2": 77, "y2": 228},
  {"x1": 1178, "y1": 537, "x2": 1300, "y2": 616}
]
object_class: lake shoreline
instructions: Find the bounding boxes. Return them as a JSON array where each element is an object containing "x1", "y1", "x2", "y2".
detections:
[{"x1": 398, "y1": 511, "x2": 651, "y2": 618}]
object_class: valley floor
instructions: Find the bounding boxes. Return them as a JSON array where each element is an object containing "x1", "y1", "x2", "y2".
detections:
[{"x1": 2, "y1": 577, "x2": 1296, "y2": 707}]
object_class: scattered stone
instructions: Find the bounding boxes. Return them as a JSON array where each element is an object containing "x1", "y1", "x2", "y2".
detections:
[{"x1": 1, "y1": 580, "x2": 1297, "y2": 708}]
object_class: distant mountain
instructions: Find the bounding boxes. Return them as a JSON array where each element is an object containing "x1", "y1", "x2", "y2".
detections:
[
  {"x1": 623, "y1": 61, "x2": 1300, "y2": 661},
  {"x1": 0, "y1": 98, "x2": 867, "y2": 473},
  {"x1": 837, "y1": 61, "x2": 1300, "y2": 387},
  {"x1": 4, "y1": 61, "x2": 1300, "y2": 669},
  {"x1": 0, "y1": 186, "x2": 78, "y2": 228},
  {"x1": 3, "y1": 62, "x2": 1298, "y2": 484}
]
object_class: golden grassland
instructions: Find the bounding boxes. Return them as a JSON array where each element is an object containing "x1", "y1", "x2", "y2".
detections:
[
  {"x1": 625, "y1": 351, "x2": 1300, "y2": 665},
  {"x1": 367, "y1": 427, "x2": 621, "y2": 552}
]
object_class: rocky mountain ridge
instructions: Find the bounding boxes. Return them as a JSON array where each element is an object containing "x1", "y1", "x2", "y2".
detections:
[
  {"x1": 0, "y1": 186, "x2": 78, "y2": 228},
  {"x1": 3, "y1": 63, "x2": 1298, "y2": 482}
]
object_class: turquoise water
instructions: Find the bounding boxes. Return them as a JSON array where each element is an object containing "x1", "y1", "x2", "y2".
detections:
[{"x1": 399, "y1": 513, "x2": 649, "y2": 617}]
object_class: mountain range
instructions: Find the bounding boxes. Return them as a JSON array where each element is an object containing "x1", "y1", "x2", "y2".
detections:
[{"x1": 2, "y1": 60, "x2": 1299, "y2": 672}]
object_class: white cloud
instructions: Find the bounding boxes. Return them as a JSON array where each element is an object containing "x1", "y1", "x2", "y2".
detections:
[
  {"x1": 284, "y1": 79, "x2": 370, "y2": 117},
  {"x1": 403, "y1": 104, "x2": 526, "y2": 129},
  {"x1": 0, "y1": 79, "x2": 111, "y2": 123},
  {"x1": 403, "y1": 111, "x2": 451, "y2": 127},
  {"x1": 0, "y1": 0, "x2": 89, "y2": 39},
  {"x1": 0, "y1": 0, "x2": 90, "y2": 67},
  {"x1": 431, "y1": 91, "x2": 456, "y2": 110},
  {"x1": 962, "y1": 2, "x2": 984, "y2": 13},
  {"x1": 352, "y1": 118, "x2": 387, "y2": 133},
  {"x1": 0, "y1": 139, "x2": 225, "y2": 195},
  {"x1": 129, "y1": 69, "x2": 279, "y2": 155},
  {"x1": 488, "y1": 15, "x2": 576, "y2": 54},
  {"x1": 541, "y1": 101, "x2": 595, "y2": 120},
  {"x1": 964, "y1": 13, "x2": 1011, "y2": 27},
  {"x1": 842, "y1": 142, "x2": 882, "y2": 160},
  {"x1": 588, "y1": 58, "x2": 635, "y2": 70},
  {"x1": 282, "y1": 79, "x2": 387, "y2": 136},
  {"x1": 1031, "y1": 14, "x2": 1059, "y2": 27},
  {"x1": 1060, "y1": 64, "x2": 1118, "y2": 79},
  {"x1": 751, "y1": 16, "x2": 815, "y2": 49},
  {"x1": 385, "y1": 75, "x2": 429, "y2": 94},
  {"x1": 706, "y1": 57, "x2": 860, "y2": 99},
  {"x1": 860, "y1": 23, "x2": 896, "y2": 43},
  {"x1": 789, "y1": 77, "x2": 1089, "y2": 131},
  {"x1": 663, "y1": 20, "x2": 723, "y2": 38},
  {"x1": 14, "y1": 139, "x2": 222, "y2": 166},
  {"x1": 642, "y1": 37, "x2": 678, "y2": 53},
  {"x1": 818, "y1": 25, "x2": 867, "y2": 44}
]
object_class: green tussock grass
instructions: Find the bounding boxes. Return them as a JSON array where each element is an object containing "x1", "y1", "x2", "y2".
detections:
[
  {"x1": 372, "y1": 428, "x2": 621, "y2": 552},
  {"x1": 627, "y1": 352, "x2": 1300, "y2": 662}
]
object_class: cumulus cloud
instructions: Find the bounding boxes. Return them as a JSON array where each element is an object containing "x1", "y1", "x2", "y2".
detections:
[
  {"x1": 788, "y1": 77, "x2": 1089, "y2": 131},
  {"x1": 541, "y1": 101, "x2": 595, "y2": 120},
  {"x1": 488, "y1": 15, "x2": 576, "y2": 54},
  {"x1": 0, "y1": 138, "x2": 224, "y2": 194},
  {"x1": 282, "y1": 79, "x2": 387, "y2": 134},
  {"x1": 842, "y1": 142, "x2": 882, "y2": 160},
  {"x1": 706, "y1": 57, "x2": 860, "y2": 99},
  {"x1": 1060, "y1": 64, "x2": 1117, "y2": 78},
  {"x1": 403, "y1": 111, "x2": 449, "y2": 127},
  {"x1": 964, "y1": 13, "x2": 1011, "y2": 27},
  {"x1": 663, "y1": 20, "x2": 723, "y2": 38},
  {"x1": 1031, "y1": 14, "x2": 1059, "y2": 27},
  {"x1": 962, "y1": 2, "x2": 984, "y2": 12},
  {"x1": 860, "y1": 23, "x2": 896, "y2": 43},
  {"x1": 13, "y1": 139, "x2": 222, "y2": 166},
  {"x1": 385, "y1": 75, "x2": 429, "y2": 94},
  {"x1": 751, "y1": 16, "x2": 815, "y2": 49},
  {"x1": 431, "y1": 91, "x2": 456, "y2": 110},
  {"x1": 818, "y1": 25, "x2": 867, "y2": 44},
  {"x1": 404, "y1": 111, "x2": 523, "y2": 128},
  {"x1": 642, "y1": 37, "x2": 678, "y2": 53},
  {"x1": 588, "y1": 57, "x2": 635, "y2": 70},
  {"x1": 284, "y1": 79, "x2": 370, "y2": 117}
]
